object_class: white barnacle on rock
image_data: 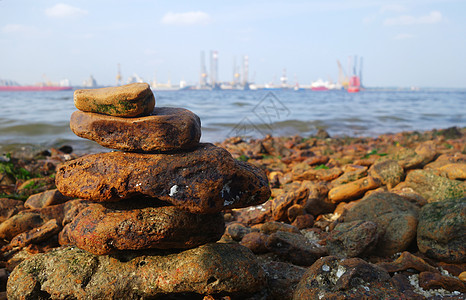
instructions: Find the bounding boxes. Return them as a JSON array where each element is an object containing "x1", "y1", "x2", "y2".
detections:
[
  {"x1": 302, "y1": 230, "x2": 324, "y2": 248},
  {"x1": 169, "y1": 185, "x2": 178, "y2": 197},
  {"x1": 335, "y1": 265, "x2": 346, "y2": 279},
  {"x1": 322, "y1": 264, "x2": 330, "y2": 272}
]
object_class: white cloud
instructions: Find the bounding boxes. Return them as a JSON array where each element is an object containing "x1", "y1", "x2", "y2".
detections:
[
  {"x1": 384, "y1": 11, "x2": 443, "y2": 26},
  {"x1": 393, "y1": 33, "x2": 415, "y2": 40},
  {"x1": 160, "y1": 11, "x2": 212, "y2": 26},
  {"x1": 45, "y1": 3, "x2": 88, "y2": 19}
]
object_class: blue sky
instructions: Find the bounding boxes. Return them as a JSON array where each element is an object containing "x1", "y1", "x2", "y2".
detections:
[{"x1": 1, "y1": 0, "x2": 465, "y2": 88}]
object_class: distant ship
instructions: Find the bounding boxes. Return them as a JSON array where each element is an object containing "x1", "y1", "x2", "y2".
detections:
[
  {"x1": 0, "y1": 85, "x2": 72, "y2": 91},
  {"x1": 310, "y1": 79, "x2": 342, "y2": 91},
  {"x1": 0, "y1": 78, "x2": 72, "y2": 92}
]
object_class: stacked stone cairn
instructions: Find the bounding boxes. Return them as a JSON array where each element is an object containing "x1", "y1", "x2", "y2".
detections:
[{"x1": 7, "y1": 83, "x2": 271, "y2": 299}]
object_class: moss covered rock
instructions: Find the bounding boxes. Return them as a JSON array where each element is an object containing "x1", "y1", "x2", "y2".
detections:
[
  {"x1": 73, "y1": 82, "x2": 155, "y2": 117},
  {"x1": 405, "y1": 169, "x2": 465, "y2": 202},
  {"x1": 7, "y1": 243, "x2": 266, "y2": 299},
  {"x1": 417, "y1": 197, "x2": 466, "y2": 263}
]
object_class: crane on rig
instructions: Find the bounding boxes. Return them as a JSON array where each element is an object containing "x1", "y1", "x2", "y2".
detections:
[{"x1": 337, "y1": 60, "x2": 349, "y2": 89}]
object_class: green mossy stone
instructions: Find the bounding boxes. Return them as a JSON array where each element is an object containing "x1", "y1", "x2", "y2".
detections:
[{"x1": 417, "y1": 197, "x2": 466, "y2": 263}]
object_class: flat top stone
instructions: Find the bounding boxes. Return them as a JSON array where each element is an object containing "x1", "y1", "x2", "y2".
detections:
[
  {"x1": 56, "y1": 143, "x2": 271, "y2": 214},
  {"x1": 70, "y1": 107, "x2": 201, "y2": 152},
  {"x1": 74, "y1": 82, "x2": 155, "y2": 117}
]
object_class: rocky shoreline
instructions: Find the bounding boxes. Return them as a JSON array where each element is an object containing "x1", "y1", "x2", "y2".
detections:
[{"x1": 0, "y1": 126, "x2": 465, "y2": 299}]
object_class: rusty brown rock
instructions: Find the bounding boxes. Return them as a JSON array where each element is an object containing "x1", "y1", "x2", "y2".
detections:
[
  {"x1": 425, "y1": 153, "x2": 466, "y2": 169},
  {"x1": 272, "y1": 187, "x2": 308, "y2": 221},
  {"x1": 0, "y1": 211, "x2": 44, "y2": 240},
  {"x1": 390, "y1": 273, "x2": 426, "y2": 300},
  {"x1": 287, "y1": 204, "x2": 306, "y2": 222},
  {"x1": 343, "y1": 192, "x2": 419, "y2": 256},
  {"x1": 7, "y1": 243, "x2": 266, "y2": 299},
  {"x1": 377, "y1": 251, "x2": 439, "y2": 274},
  {"x1": 460, "y1": 271, "x2": 466, "y2": 282},
  {"x1": 302, "y1": 181, "x2": 334, "y2": 216},
  {"x1": 240, "y1": 232, "x2": 269, "y2": 254},
  {"x1": 56, "y1": 143, "x2": 271, "y2": 214},
  {"x1": 62, "y1": 199, "x2": 92, "y2": 226},
  {"x1": 0, "y1": 202, "x2": 67, "y2": 241},
  {"x1": 331, "y1": 164, "x2": 368, "y2": 186},
  {"x1": 60, "y1": 200, "x2": 225, "y2": 255},
  {"x1": 328, "y1": 176, "x2": 381, "y2": 203},
  {"x1": 0, "y1": 198, "x2": 25, "y2": 223},
  {"x1": 24, "y1": 189, "x2": 72, "y2": 209},
  {"x1": 291, "y1": 214, "x2": 314, "y2": 229},
  {"x1": 436, "y1": 163, "x2": 466, "y2": 180},
  {"x1": 9, "y1": 219, "x2": 61, "y2": 248},
  {"x1": 259, "y1": 221, "x2": 300, "y2": 234},
  {"x1": 232, "y1": 201, "x2": 272, "y2": 226},
  {"x1": 293, "y1": 167, "x2": 342, "y2": 181},
  {"x1": 418, "y1": 271, "x2": 466, "y2": 293},
  {"x1": 293, "y1": 256, "x2": 407, "y2": 299},
  {"x1": 73, "y1": 82, "x2": 155, "y2": 117},
  {"x1": 70, "y1": 107, "x2": 201, "y2": 152}
]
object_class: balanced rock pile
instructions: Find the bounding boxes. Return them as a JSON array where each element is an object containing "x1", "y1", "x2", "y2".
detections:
[{"x1": 7, "y1": 83, "x2": 271, "y2": 299}]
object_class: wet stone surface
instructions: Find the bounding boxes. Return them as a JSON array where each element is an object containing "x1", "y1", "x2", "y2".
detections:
[
  {"x1": 56, "y1": 143, "x2": 271, "y2": 214},
  {"x1": 59, "y1": 200, "x2": 225, "y2": 255},
  {"x1": 70, "y1": 107, "x2": 201, "y2": 152}
]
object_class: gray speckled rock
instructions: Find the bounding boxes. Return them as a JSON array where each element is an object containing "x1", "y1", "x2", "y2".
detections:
[
  {"x1": 265, "y1": 231, "x2": 327, "y2": 266},
  {"x1": 7, "y1": 243, "x2": 266, "y2": 299},
  {"x1": 326, "y1": 220, "x2": 379, "y2": 258}
]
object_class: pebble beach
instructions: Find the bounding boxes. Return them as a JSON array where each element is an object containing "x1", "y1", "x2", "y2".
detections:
[
  {"x1": 0, "y1": 125, "x2": 464, "y2": 299},
  {"x1": 0, "y1": 84, "x2": 465, "y2": 299}
]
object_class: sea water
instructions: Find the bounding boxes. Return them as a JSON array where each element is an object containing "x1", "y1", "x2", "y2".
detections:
[{"x1": 0, "y1": 88, "x2": 464, "y2": 155}]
